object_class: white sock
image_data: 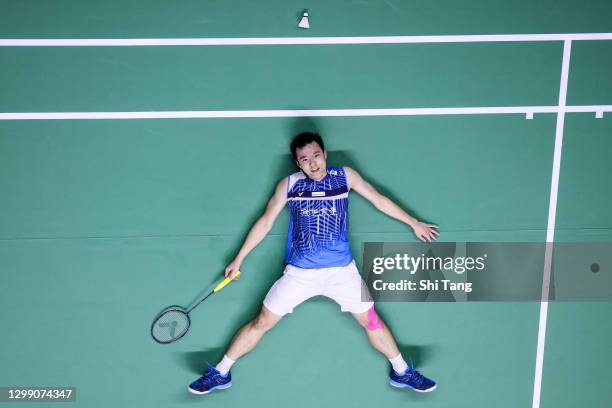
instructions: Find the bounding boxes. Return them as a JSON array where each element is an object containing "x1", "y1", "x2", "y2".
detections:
[
  {"x1": 389, "y1": 353, "x2": 408, "y2": 374},
  {"x1": 215, "y1": 355, "x2": 235, "y2": 376}
]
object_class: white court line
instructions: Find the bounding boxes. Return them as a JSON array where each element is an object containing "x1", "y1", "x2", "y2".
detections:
[
  {"x1": 1, "y1": 33, "x2": 612, "y2": 46},
  {"x1": 0, "y1": 105, "x2": 609, "y2": 120},
  {"x1": 532, "y1": 39, "x2": 572, "y2": 408}
]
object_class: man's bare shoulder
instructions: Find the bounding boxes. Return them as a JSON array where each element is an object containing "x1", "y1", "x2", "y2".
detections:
[
  {"x1": 342, "y1": 165, "x2": 355, "y2": 173},
  {"x1": 342, "y1": 166, "x2": 362, "y2": 189},
  {"x1": 278, "y1": 176, "x2": 288, "y2": 189},
  {"x1": 274, "y1": 177, "x2": 288, "y2": 195}
]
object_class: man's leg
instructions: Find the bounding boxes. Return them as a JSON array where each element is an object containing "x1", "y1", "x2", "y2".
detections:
[
  {"x1": 224, "y1": 305, "x2": 282, "y2": 363},
  {"x1": 218, "y1": 263, "x2": 320, "y2": 373},
  {"x1": 352, "y1": 307, "x2": 401, "y2": 360},
  {"x1": 188, "y1": 306, "x2": 282, "y2": 395},
  {"x1": 323, "y1": 261, "x2": 408, "y2": 371},
  {"x1": 189, "y1": 263, "x2": 319, "y2": 395},
  {"x1": 353, "y1": 306, "x2": 436, "y2": 392}
]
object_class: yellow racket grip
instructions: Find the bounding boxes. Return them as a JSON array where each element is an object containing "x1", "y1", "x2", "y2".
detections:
[{"x1": 213, "y1": 270, "x2": 241, "y2": 292}]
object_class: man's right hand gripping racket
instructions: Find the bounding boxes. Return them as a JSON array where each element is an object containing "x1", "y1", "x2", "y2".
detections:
[{"x1": 150, "y1": 271, "x2": 241, "y2": 344}]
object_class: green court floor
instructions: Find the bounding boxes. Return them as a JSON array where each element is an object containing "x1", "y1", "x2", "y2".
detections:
[{"x1": 1, "y1": 1, "x2": 611, "y2": 407}]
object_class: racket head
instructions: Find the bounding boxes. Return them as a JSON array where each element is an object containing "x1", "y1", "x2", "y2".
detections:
[{"x1": 150, "y1": 305, "x2": 191, "y2": 344}]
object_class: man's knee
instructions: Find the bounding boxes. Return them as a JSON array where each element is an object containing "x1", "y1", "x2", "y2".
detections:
[
  {"x1": 252, "y1": 307, "x2": 281, "y2": 332},
  {"x1": 364, "y1": 306, "x2": 384, "y2": 331}
]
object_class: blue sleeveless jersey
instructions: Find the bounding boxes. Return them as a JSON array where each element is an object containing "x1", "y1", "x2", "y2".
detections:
[{"x1": 284, "y1": 166, "x2": 353, "y2": 268}]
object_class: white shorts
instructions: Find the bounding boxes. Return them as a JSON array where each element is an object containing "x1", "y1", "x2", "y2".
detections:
[{"x1": 263, "y1": 260, "x2": 374, "y2": 316}]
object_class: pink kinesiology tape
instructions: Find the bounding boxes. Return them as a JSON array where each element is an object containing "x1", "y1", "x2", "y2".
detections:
[{"x1": 366, "y1": 306, "x2": 383, "y2": 331}]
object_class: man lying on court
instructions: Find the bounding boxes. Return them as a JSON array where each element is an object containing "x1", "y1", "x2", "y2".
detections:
[{"x1": 188, "y1": 132, "x2": 439, "y2": 394}]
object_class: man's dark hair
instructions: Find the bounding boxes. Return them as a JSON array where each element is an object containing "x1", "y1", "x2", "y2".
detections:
[{"x1": 290, "y1": 132, "x2": 325, "y2": 161}]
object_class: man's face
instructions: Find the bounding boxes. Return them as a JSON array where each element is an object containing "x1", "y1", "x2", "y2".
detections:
[{"x1": 295, "y1": 142, "x2": 327, "y2": 181}]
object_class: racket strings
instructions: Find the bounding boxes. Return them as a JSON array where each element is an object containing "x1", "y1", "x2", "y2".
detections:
[{"x1": 151, "y1": 309, "x2": 190, "y2": 343}]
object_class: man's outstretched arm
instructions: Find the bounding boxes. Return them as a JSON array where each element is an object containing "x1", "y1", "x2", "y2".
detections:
[
  {"x1": 224, "y1": 177, "x2": 288, "y2": 278},
  {"x1": 344, "y1": 166, "x2": 439, "y2": 242}
]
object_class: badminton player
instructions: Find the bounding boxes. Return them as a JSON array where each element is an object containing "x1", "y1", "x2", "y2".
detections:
[{"x1": 188, "y1": 132, "x2": 439, "y2": 394}]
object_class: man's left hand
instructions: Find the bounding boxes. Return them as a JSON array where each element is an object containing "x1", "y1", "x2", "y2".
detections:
[{"x1": 412, "y1": 222, "x2": 439, "y2": 242}]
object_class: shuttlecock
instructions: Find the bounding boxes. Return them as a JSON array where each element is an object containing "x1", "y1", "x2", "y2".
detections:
[{"x1": 298, "y1": 10, "x2": 310, "y2": 29}]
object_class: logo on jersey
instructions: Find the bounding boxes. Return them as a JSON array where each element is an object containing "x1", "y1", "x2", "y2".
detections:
[{"x1": 300, "y1": 207, "x2": 337, "y2": 216}]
